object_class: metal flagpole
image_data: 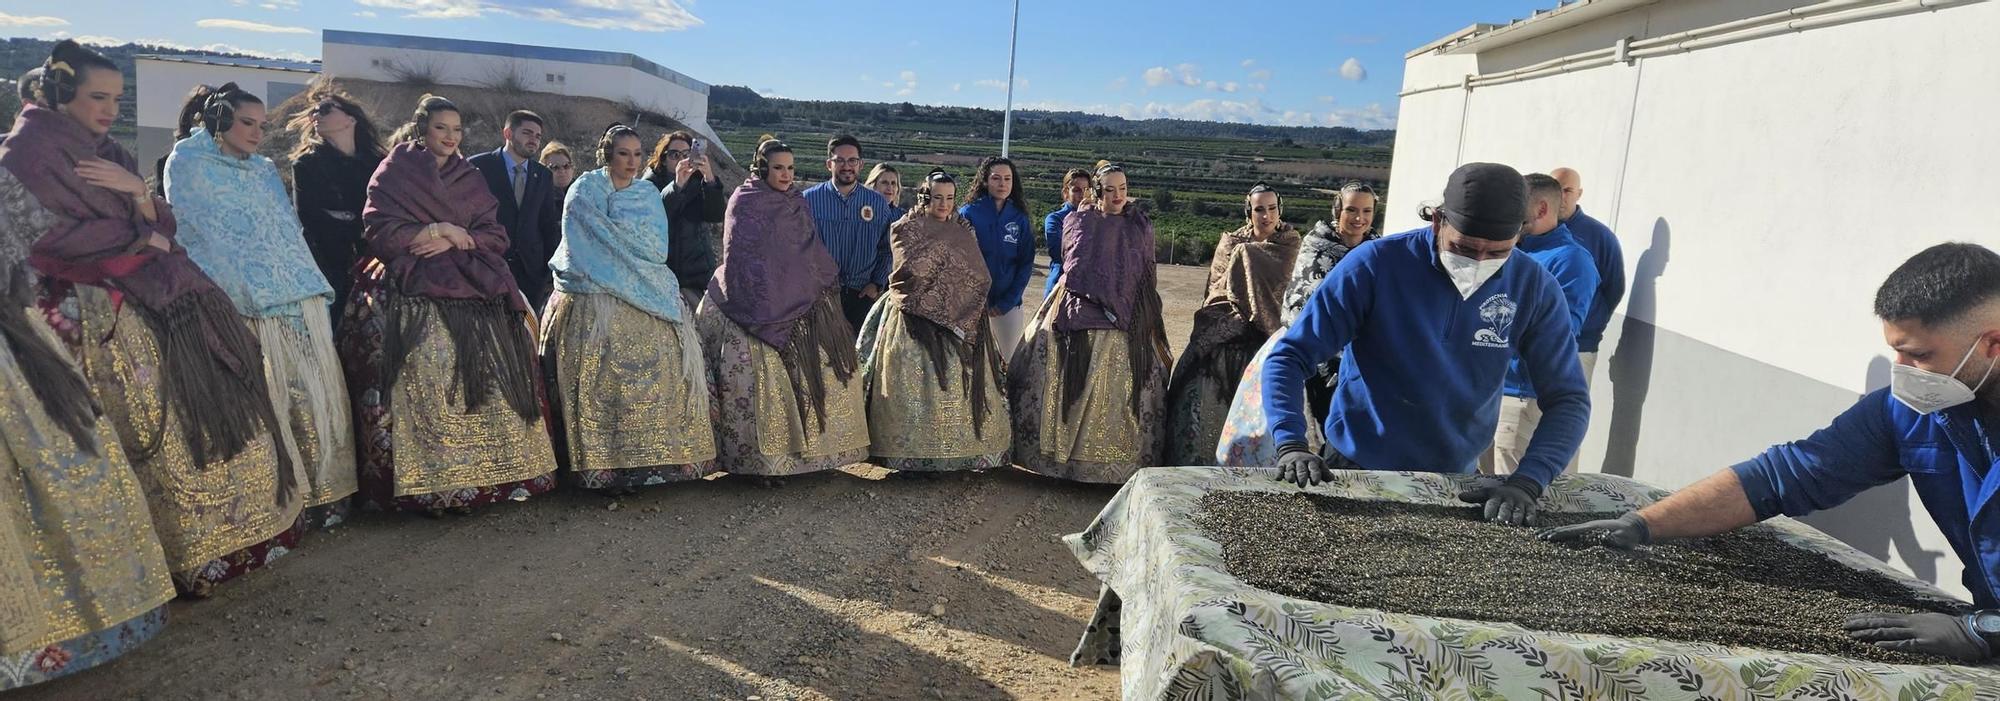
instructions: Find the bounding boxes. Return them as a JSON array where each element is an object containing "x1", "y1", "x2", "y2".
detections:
[{"x1": 1001, "y1": 0, "x2": 1019, "y2": 157}]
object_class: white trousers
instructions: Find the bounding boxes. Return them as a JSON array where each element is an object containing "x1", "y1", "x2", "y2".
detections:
[{"x1": 1482, "y1": 351, "x2": 1595, "y2": 476}]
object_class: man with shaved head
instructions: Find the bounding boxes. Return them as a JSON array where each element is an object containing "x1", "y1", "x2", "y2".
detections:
[{"x1": 1550, "y1": 167, "x2": 1625, "y2": 389}]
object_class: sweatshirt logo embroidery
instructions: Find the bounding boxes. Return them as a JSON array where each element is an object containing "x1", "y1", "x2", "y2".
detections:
[
  {"x1": 1473, "y1": 294, "x2": 1517, "y2": 348},
  {"x1": 860, "y1": 205, "x2": 876, "y2": 222},
  {"x1": 1003, "y1": 222, "x2": 1021, "y2": 244}
]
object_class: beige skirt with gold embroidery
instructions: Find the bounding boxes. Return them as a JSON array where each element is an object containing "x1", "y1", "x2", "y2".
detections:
[
  {"x1": 857, "y1": 299, "x2": 1009, "y2": 471},
  {"x1": 60, "y1": 287, "x2": 301, "y2": 574},
  {"x1": 1006, "y1": 290, "x2": 1168, "y2": 484},
  {"x1": 0, "y1": 316, "x2": 172, "y2": 656},
  {"x1": 694, "y1": 298, "x2": 868, "y2": 477},
  {"x1": 542, "y1": 291, "x2": 716, "y2": 485},
  {"x1": 381, "y1": 298, "x2": 557, "y2": 499}
]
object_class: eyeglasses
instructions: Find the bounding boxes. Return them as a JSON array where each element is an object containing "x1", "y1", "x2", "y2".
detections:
[
  {"x1": 547, "y1": 162, "x2": 574, "y2": 171},
  {"x1": 311, "y1": 101, "x2": 341, "y2": 117},
  {"x1": 665, "y1": 149, "x2": 691, "y2": 160}
]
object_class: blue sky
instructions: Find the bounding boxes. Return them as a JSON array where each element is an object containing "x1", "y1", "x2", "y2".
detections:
[{"x1": 3, "y1": 0, "x2": 1555, "y2": 130}]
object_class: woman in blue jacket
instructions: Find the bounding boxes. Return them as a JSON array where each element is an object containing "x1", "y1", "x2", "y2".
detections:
[{"x1": 958, "y1": 156, "x2": 1036, "y2": 360}]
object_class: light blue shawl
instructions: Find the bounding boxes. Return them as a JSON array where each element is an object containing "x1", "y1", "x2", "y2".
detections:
[
  {"x1": 551, "y1": 168, "x2": 686, "y2": 323},
  {"x1": 163, "y1": 127, "x2": 332, "y2": 317}
]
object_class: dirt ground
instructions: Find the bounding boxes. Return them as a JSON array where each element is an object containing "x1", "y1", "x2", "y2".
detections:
[{"x1": 19, "y1": 258, "x2": 1216, "y2": 701}]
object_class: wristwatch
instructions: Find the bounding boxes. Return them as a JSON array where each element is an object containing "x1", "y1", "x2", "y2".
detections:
[{"x1": 1967, "y1": 610, "x2": 2000, "y2": 653}]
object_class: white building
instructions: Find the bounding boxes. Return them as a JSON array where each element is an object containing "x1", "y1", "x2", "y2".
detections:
[
  {"x1": 133, "y1": 54, "x2": 321, "y2": 173},
  {"x1": 1392, "y1": 0, "x2": 1998, "y2": 600},
  {"x1": 319, "y1": 29, "x2": 725, "y2": 156}
]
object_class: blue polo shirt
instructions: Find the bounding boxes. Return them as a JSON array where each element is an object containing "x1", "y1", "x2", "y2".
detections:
[
  {"x1": 1564, "y1": 206, "x2": 1625, "y2": 353},
  {"x1": 1504, "y1": 222, "x2": 1598, "y2": 399},
  {"x1": 1043, "y1": 202, "x2": 1076, "y2": 298},
  {"x1": 802, "y1": 181, "x2": 893, "y2": 290},
  {"x1": 1263, "y1": 226, "x2": 1591, "y2": 488},
  {"x1": 1734, "y1": 389, "x2": 2000, "y2": 608}
]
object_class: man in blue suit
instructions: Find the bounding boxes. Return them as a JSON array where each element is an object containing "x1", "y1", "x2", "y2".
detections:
[{"x1": 468, "y1": 110, "x2": 562, "y2": 312}]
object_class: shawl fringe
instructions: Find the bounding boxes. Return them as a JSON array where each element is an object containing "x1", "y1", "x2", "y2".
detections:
[
  {"x1": 903, "y1": 310, "x2": 996, "y2": 437},
  {"x1": 384, "y1": 294, "x2": 541, "y2": 423},
  {"x1": 0, "y1": 279, "x2": 98, "y2": 452},
  {"x1": 131, "y1": 288, "x2": 297, "y2": 505},
  {"x1": 779, "y1": 291, "x2": 857, "y2": 433}
]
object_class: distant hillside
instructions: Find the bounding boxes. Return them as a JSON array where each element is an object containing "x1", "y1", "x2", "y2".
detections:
[
  {"x1": 1, "y1": 36, "x2": 315, "y2": 144},
  {"x1": 708, "y1": 84, "x2": 1394, "y2": 146}
]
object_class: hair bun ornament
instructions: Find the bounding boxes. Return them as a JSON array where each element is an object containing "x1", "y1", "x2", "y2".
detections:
[
  {"x1": 1095, "y1": 159, "x2": 1112, "y2": 170},
  {"x1": 928, "y1": 166, "x2": 947, "y2": 177},
  {"x1": 758, "y1": 133, "x2": 776, "y2": 142}
]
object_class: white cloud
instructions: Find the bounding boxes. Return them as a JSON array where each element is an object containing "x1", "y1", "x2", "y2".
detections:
[
  {"x1": 1339, "y1": 57, "x2": 1367, "y2": 82},
  {"x1": 356, "y1": 0, "x2": 702, "y2": 32},
  {"x1": 56, "y1": 32, "x2": 317, "y2": 61},
  {"x1": 196, "y1": 18, "x2": 312, "y2": 34},
  {"x1": 0, "y1": 12, "x2": 69, "y2": 27},
  {"x1": 1248, "y1": 83, "x2": 1268, "y2": 92},
  {"x1": 899, "y1": 70, "x2": 917, "y2": 82},
  {"x1": 1221, "y1": 82, "x2": 1238, "y2": 93},
  {"x1": 1176, "y1": 62, "x2": 1201, "y2": 86},
  {"x1": 235, "y1": 0, "x2": 301, "y2": 8},
  {"x1": 354, "y1": 10, "x2": 378, "y2": 17},
  {"x1": 1108, "y1": 76, "x2": 1127, "y2": 91},
  {"x1": 1203, "y1": 81, "x2": 1216, "y2": 91},
  {"x1": 1240, "y1": 58, "x2": 1255, "y2": 68},
  {"x1": 1249, "y1": 68, "x2": 1272, "y2": 81},
  {"x1": 973, "y1": 78, "x2": 1026, "y2": 91},
  {"x1": 951, "y1": 83, "x2": 961, "y2": 92},
  {"x1": 1141, "y1": 66, "x2": 1173, "y2": 87},
  {"x1": 1317, "y1": 95, "x2": 1335, "y2": 104},
  {"x1": 892, "y1": 70, "x2": 918, "y2": 96}
]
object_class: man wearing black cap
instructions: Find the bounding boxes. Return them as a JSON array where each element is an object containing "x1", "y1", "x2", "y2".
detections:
[{"x1": 1261, "y1": 162, "x2": 1592, "y2": 525}]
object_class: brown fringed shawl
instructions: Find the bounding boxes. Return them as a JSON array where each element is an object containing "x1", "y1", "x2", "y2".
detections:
[
  {"x1": 1053, "y1": 205, "x2": 1168, "y2": 418},
  {"x1": 885, "y1": 211, "x2": 997, "y2": 433},
  {"x1": 363, "y1": 142, "x2": 538, "y2": 422},
  {"x1": 1175, "y1": 223, "x2": 1301, "y2": 388},
  {"x1": 1, "y1": 105, "x2": 289, "y2": 485},
  {"x1": 707, "y1": 177, "x2": 857, "y2": 430}
]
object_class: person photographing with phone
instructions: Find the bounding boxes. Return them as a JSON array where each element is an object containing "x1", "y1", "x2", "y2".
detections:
[{"x1": 645, "y1": 130, "x2": 725, "y2": 309}]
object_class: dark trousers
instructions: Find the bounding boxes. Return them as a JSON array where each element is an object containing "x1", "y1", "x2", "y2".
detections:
[{"x1": 840, "y1": 288, "x2": 874, "y2": 337}]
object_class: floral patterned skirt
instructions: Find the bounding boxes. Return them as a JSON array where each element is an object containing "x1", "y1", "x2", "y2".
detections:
[
  {"x1": 42, "y1": 286, "x2": 301, "y2": 594},
  {"x1": 0, "y1": 606, "x2": 165, "y2": 691},
  {"x1": 856, "y1": 299, "x2": 1010, "y2": 472},
  {"x1": 693, "y1": 298, "x2": 868, "y2": 477},
  {"x1": 1006, "y1": 297, "x2": 1168, "y2": 484},
  {"x1": 542, "y1": 291, "x2": 717, "y2": 489},
  {"x1": 337, "y1": 264, "x2": 557, "y2": 513},
  {"x1": 1214, "y1": 333, "x2": 1326, "y2": 467}
]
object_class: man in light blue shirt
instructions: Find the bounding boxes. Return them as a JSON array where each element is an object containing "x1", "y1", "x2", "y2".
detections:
[{"x1": 801, "y1": 134, "x2": 892, "y2": 334}]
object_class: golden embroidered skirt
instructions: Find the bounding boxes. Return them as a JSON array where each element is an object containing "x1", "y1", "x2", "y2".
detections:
[
  {"x1": 542, "y1": 291, "x2": 716, "y2": 488},
  {"x1": 0, "y1": 321, "x2": 172, "y2": 689},
  {"x1": 47, "y1": 286, "x2": 301, "y2": 589},
  {"x1": 339, "y1": 268, "x2": 557, "y2": 512},
  {"x1": 249, "y1": 300, "x2": 356, "y2": 528},
  {"x1": 694, "y1": 298, "x2": 868, "y2": 477},
  {"x1": 856, "y1": 300, "x2": 1009, "y2": 471},
  {"x1": 1006, "y1": 293, "x2": 1168, "y2": 484}
]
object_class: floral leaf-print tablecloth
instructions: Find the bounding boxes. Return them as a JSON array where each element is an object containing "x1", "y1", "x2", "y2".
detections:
[{"x1": 1064, "y1": 467, "x2": 2000, "y2": 700}]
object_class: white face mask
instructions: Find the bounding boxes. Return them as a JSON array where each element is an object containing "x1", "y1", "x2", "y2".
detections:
[
  {"x1": 1441, "y1": 251, "x2": 1509, "y2": 300},
  {"x1": 1891, "y1": 336, "x2": 1998, "y2": 415}
]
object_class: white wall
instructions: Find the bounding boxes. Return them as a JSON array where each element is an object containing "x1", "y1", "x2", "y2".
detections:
[
  {"x1": 320, "y1": 42, "x2": 716, "y2": 145},
  {"x1": 1390, "y1": 0, "x2": 2000, "y2": 600}
]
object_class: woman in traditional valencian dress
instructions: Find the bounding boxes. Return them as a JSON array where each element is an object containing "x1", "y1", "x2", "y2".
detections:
[
  {"x1": 0, "y1": 109, "x2": 174, "y2": 690},
  {"x1": 1163, "y1": 182, "x2": 1301, "y2": 465},
  {"x1": 543, "y1": 124, "x2": 715, "y2": 492},
  {"x1": 856, "y1": 168, "x2": 1009, "y2": 473},
  {"x1": 1007, "y1": 162, "x2": 1170, "y2": 483},
  {"x1": 338, "y1": 94, "x2": 557, "y2": 513},
  {"x1": 2, "y1": 40, "x2": 300, "y2": 596},
  {"x1": 697, "y1": 138, "x2": 868, "y2": 483},
  {"x1": 1215, "y1": 182, "x2": 1380, "y2": 466},
  {"x1": 164, "y1": 83, "x2": 357, "y2": 530}
]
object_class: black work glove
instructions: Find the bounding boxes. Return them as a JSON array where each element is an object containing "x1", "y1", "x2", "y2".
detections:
[
  {"x1": 1457, "y1": 475, "x2": 1543, "y2": 527},
  {"x1": 1844, "y1": 612, "x2": 1991, "y2": 663},
  {"x1": 1275, "y1": 442, "x2": 1327, "y2": 488},
  {"x1": 1537, "y1": 512, "x2": 1651, "y2": 549}
]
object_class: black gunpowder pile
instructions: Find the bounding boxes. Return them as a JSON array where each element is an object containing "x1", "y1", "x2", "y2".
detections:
[{"x1": 1195, "y1": 492, "x2": 1967, "y2": 664}]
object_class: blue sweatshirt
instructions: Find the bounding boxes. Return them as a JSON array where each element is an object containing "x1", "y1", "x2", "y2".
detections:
[
  {"x1": 1503, "y1": 222, "x2": 1597, "y2": 399},
  {"x1": 1262, "y1": 227, "x2": 1590, "y2": 488},
  {"x1": 1733, "y1": 389, "x2": 2000, "y2": 608},
  {"x1": 1042, "y1": 202, "x2": 1076, "y2": 299},
  {"x1": 1563, "y1": 206, "x2": 1625, "y2": 353},
  {"x1": 960, "y1": 196, "x2": 1037, "y2": 313},
  {"x1": 802, "y1": 181, "x2": 893, "y2": 290}
]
